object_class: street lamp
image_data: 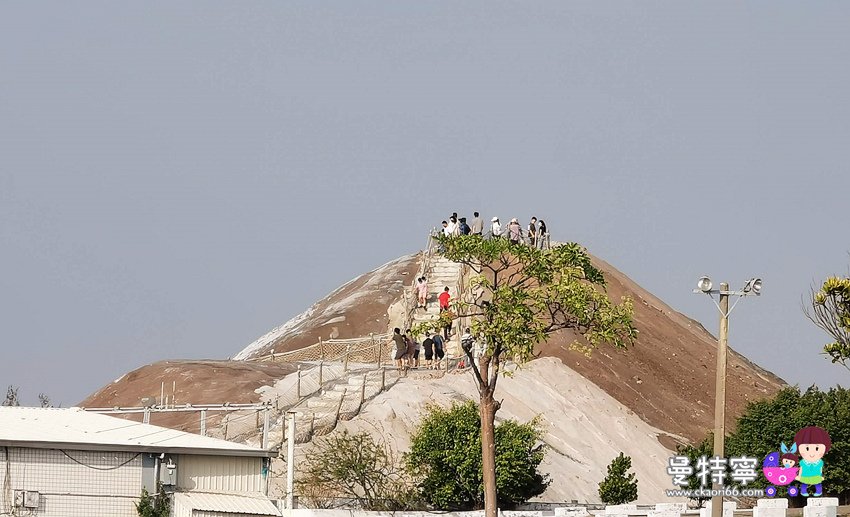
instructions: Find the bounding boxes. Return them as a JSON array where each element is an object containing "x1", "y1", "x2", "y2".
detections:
[{"x1": 693, "y1": 277, "x2": 761, "y2": 517}]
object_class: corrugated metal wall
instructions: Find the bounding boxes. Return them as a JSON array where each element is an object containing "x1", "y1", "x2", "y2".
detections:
[
  {"x1": 177, "y1": 455, "x2": 264, "y2": 494},
  {"x1": 0, "y1": 446, "x2": 142, "y2": 517}
]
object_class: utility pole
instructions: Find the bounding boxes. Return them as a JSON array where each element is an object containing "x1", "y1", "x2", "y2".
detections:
[
  {"x1": 286, "y1": 411, "x2": 296, "y2": 509},
  {"x1": 712, "y1": 283, "x2": 729, "y2": 517},
  {"x1": 694, "y1": 276, "x2": 762, "y2": 517}
]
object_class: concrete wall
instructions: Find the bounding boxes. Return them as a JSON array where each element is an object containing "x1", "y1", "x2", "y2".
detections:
[
  {"x1": 283, "y1": 500, "x2": 843, "y2": 517},
  {"x1": 177, "y1": 454, "x2": 265, "y2": 494},
  {"x1": 0, "y1": 446, "x2": 269, "y2": 517},
  {"x1": 0, "y1": 446, "x2": 142, "y2": 517}
]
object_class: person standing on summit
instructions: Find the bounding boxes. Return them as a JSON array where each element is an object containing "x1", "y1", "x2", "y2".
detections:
[
  {"x1": 490, "y1": 217, "x2": 502, "y2": 239},
  {"x1": 537, "y1": 219, "x2": 548, "y2": 249},
  {"x1": 508, "y1": 218, "x2": 522, "y2": 244},
  {"x1": 528, "y1": 217, "x2": 538, "y2": 247},
  {"x1": 446, "y1": 216, "x2": 458, "y2": 236},
  {"x1": 471, "y1": 212, "x2": 484, "y2": 236}
]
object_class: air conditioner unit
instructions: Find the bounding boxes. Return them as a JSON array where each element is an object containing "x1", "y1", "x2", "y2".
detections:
[
  {"x1": 13, "y1": 490, "x2": 39, "y2": 509},
  {"x1": 24, "y1": 491, "x2": 40, "y2": 509}
]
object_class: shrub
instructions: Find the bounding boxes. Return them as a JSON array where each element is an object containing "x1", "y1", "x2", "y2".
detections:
[
  {"x1": 598, "y1": 453, "x2": 638, "y2": 505},
  {"x1": 135, "y1": 484, "x2": 169, "y2": 517},
  {"x1": 296, "y1": 430, "x2": 421, "y2": 510},
  {"x1": 406, "y1": 401, "x2": 549, "y2": 510}
]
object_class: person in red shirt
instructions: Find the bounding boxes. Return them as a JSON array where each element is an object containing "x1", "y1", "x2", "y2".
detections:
[
  {"x1": 438, "y1": 287, "x2": 452, "y2": 339},
  {"x1": 438, "y1": 287, "x2": 450, "y2": 311}
]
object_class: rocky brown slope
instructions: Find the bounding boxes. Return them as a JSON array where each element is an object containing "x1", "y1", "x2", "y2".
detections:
[
  {"x1": 81, "y1": 249, "x2": 784, "y2": 446},
  {"x1": 541, "y1": 255, "x2": 784, "y2": 444},
  {"x1": 81, "y1": 360, "x2": 297, "y2": 432}
]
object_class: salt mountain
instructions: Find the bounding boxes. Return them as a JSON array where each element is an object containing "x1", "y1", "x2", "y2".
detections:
[{"x1": 82, "y1": 249, "x2": 784, "y2": 503}]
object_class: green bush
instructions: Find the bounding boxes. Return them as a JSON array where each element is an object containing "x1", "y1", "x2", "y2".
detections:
[
  {"x1": 598, "y1": 453, "x2": 638, "y2": 505},
  {"x1": 675, "y1": 434, "x2": 713, "y2": 507},
  {"x1": 677, "y1": 386, "x2": 850, "y2": 503},
  {"x1": 725, "y1": 386, "x2": 850, "y2": 501},
  {"x1": 406, "y1": 401, "x2": 549, "y2": 510},
  {"x1": 135, "y1": 484, "x2": 169, "y2": 517}
]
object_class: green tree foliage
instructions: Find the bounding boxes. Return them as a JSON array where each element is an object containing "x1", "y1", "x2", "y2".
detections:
[
  {"x1": 806, "y1": 276, "x2": 850, "y2": 371},
  {"x1": 296, "y1": 430, "x2": 421, "y2": 510},
  {"x1": 725, "y1": 386, "x2": 850, "y2": 501},
  {"x1": 135, "y1": 484, "x2": 169, "y2": 517},
  {"x1": 675, "y1": 434, "x2": 714, "y2": 507},
  {"x1": 679, "y1": 387, "x2": 850, "y2": 502},
  {"x1": 598, "y1": 453, "x2": 638, "y2": 505},
  {"x1": 406, "y1": 401, "x2": 549, "y2": 510},
  {"x1": 432, "y1": 235, "x2": 636, "y2": 517}
]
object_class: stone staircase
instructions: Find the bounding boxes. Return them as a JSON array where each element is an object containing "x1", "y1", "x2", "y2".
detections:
[
  {"x1": 412, "y1": 255, "x2": 464, "y2": 356},
  {"x1": 267, "y1": 365, "x2": 403, "y2": 445},
  {"x1": 262, "y1": 249, "x2": 468, "y2": 447}
]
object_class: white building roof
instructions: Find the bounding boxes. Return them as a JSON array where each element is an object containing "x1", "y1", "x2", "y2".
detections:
[
  {"x1": 0, "y1": 407, "x2": 274, "y2": 457},
  {"x1": 173, "y1": 492, "x2": 281, "y2": 516}
]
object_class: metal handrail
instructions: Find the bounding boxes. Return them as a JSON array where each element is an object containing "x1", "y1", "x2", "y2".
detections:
[
  {"x1": 401, "y1": 227, "x2": 438, "y2": 332},
  {"x1": 253, "y1": 333, "x2": 390, "y2": 363}
]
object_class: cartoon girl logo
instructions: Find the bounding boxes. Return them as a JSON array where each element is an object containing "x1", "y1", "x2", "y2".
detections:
[
  {"x1": 762, "y1": 443, "x2": 800, "y2": 497},
  {"x1": 795, "y1": 426, "x2": 831, "y2": 497}
]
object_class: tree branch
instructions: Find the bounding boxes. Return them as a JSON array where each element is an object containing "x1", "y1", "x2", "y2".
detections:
[
  {"x1": 488, "y1": 353, "x2": 501, "y2": 392},
  {"x1": 467, "y1": 348, "x2": 486, "y2": 391}
]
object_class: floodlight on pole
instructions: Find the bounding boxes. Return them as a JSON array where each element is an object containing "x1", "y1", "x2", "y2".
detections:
[
  {"x1": 697, "y1": 276, "x2": 713, "y2": 293},
  {"x1": 743, "y1": 278, "x2": 762, "y2": 295}
]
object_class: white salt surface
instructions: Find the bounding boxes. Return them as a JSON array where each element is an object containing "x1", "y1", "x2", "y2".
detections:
[
  {"x1": 331, "y1": 357, "x2": 682, "y2": 504},
  {"x1": 234, "y1": 254, "x2": 416, "y2": 360}
]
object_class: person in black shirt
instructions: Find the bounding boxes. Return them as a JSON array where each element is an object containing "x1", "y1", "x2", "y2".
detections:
[
  {"x1": 528, "y1": 217, "x2": 538, "y2": 247},
  {"x1": 432, "y1": 333, "x2": 445, "y2": 369},
  {"x1": 422, "y1": 332, "x2": 435, "y2": 369},
  {"x1": 537, "y1": 219, "x2": 548, "y2": 249}
]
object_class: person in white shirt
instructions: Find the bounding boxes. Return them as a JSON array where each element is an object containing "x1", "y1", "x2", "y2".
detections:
[
  {"x1": 460, "y1": 328, "x2": 475, "y2": 369},
  {"x1": 490, "y1": 217, "x2": 502, "y2": 239},
  {"x1": 445, "y1": 217, "x2": 458, "y2": 236}
]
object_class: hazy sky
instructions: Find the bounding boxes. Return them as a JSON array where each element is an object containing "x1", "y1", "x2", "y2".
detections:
[{"x1": 2, "y1": 2, "x2": 849, "y2": 406}]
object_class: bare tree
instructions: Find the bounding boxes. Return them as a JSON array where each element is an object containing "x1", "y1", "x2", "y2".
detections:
[
  {"x1": 296, "y1": 430, "x2": 421, "y2": 510},
  {"x1": 38, "y1": 393, "x2": 52, "y2": 408},
  {"x1": 805, "y1": 276, "x2": 850, "y2": 373},
  {"x1": 3, "y1": 385, "x2": 19, "y2": 407}
]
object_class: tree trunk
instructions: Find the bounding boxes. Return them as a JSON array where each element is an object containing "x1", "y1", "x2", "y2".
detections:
[{"x1": 479, "y1": 389, "x2": 498, "y2": 517}]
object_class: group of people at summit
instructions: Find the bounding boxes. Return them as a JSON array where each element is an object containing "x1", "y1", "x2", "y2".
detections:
[{"x1": 439, "y1": 211, "x2": 550, "y2": 248}]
